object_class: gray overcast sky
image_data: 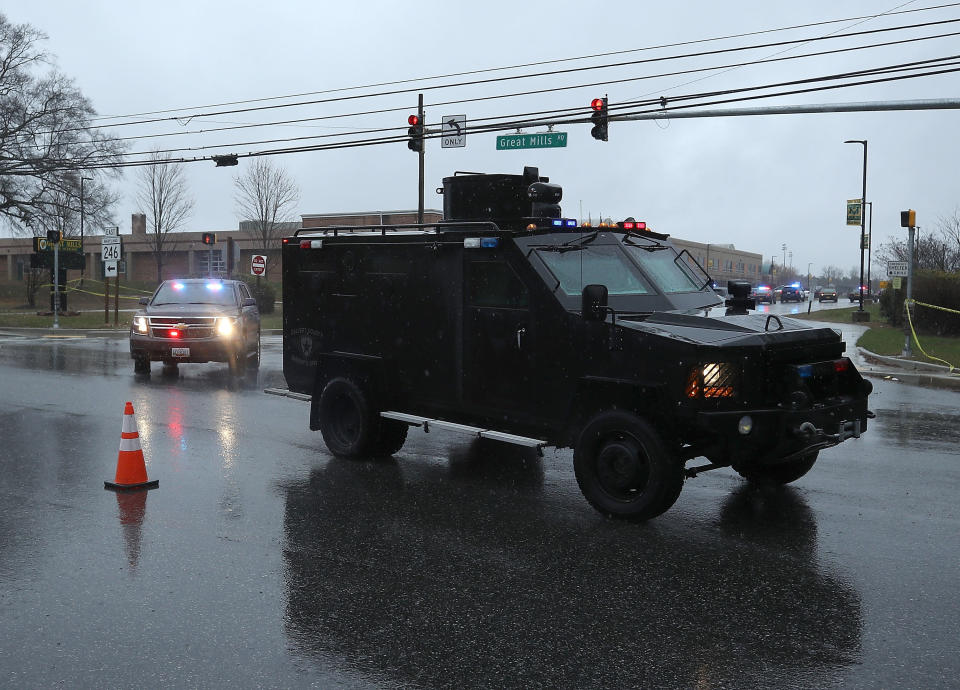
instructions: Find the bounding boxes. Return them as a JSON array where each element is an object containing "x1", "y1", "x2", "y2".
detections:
[{"x1": 5, "y1": 0, "x2": 959, "y2": 276}]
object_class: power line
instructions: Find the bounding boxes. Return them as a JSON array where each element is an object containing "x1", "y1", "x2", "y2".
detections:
[
  {"x1": 15, "y1": 62, "x2": 960, "y2": 175},
  {"x1": 74, "y1": 16, "x2": 960, "y2": 133},
  {"x1": 35, "y1": 27, "x2": 960, "y2": 153},
  {"x1": 89, "y1": 2, "x2": 960, "y2": 124}
]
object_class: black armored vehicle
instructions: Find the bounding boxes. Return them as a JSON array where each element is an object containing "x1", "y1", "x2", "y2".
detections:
[{"x1": 281, "y1": 167, "x2": 872, "y2": 521}]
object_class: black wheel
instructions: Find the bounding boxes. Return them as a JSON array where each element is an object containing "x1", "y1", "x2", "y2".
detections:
[
  {"x1": 318, "y1": 377, "x2": 379, "y2": 457},
  {"x1": 248, "y1": 330, "x2": 261, "y2": 369},
  {"x1": 734, "y1": 451, "x2": 819, "y2": 485},
  {"x1": 133, "y1": 355, "x2": 150, "y2": 374},
  {"x1": 372, "y1": 420, "x2": 408, "y2": 456},
  {"x1": 229, "y1": 348, "x2": 246, "y2": 375},
  {"x1": 574, "y1": 411, "x2": 684, "y2": 521}
]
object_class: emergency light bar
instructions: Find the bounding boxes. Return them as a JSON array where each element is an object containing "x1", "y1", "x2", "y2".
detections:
[{"x1": 550, "y1": 218, "x2": 578, "y2": 228}]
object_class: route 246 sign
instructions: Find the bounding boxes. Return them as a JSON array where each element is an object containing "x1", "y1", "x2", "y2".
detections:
[{"x1": 251, "y1": 254, "x2": 267, "y2": 276}]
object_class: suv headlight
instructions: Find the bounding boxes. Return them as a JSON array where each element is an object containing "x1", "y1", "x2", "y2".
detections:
[
  {"x1": 135, "y1": 316, "x2": 148, "y2": 334},
  {"x1": 216, "y1": 317, "x2": 236, "y2": 337}
]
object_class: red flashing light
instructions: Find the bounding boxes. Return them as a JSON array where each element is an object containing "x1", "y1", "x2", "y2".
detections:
[
  {"x1": 636, "y1": 221, "x2": 646, "y2": 231},
  {"x1": 834, "y1": 359, "x2": 849, "y2": 372},
  {"x1": 408, "y1": 114, "x2": 419, "y2": 126},
  {"x1": 169, "y1": 329, "x2": 180, "y2": 338},
  {"x1": 591, "y1": 98, "x2": 604, "y2": 111},
  {"x1": 282, "y1": 238, "x2": 289, "y2": 244}
]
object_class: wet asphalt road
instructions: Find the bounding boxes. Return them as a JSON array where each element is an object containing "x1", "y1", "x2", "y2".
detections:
[{"x1": 0, "y1": 331, "x2": 957, "y2": 688}]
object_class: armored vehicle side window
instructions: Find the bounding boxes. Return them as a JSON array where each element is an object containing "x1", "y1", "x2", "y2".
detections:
[
  {"x1": 623, "y1": 244, "x2": 703, "y2": 294},
  {"x1": 468, "y1": 261, "x2": 529, "y2": 308},
  {"x1": 536, "y1": 245, "x2": 652, "y2": 296}
]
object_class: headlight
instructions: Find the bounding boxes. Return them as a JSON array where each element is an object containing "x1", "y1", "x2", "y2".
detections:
[
  {"x1": 136, "y1": 316, "x2": 148, "y2": 334},
  {"x1": 216, "y1": 317, "x2": 235, "y2": 337},
  {"x1": 686, "y1": 363, "x2": 737, "y2": 399}
]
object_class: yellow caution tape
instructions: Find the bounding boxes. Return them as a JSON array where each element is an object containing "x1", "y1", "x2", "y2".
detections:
[{"x1": 904, "y1": 299, "x2": 958, "y2": 373}]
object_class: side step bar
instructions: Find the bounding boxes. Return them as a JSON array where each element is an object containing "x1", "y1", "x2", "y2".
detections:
[
  {"x1": 264, "y1": 388, "x2": 548, "y2": 452},
  {"x1": 264, "y1": 387, "x2": 312, "y2": 401},
  {"x1": 381, "y1": 411, "x2": 548, "y2": 452}
]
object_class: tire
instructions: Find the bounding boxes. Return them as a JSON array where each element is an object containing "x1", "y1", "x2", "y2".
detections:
[
  {"x1": 248, "y1": 330, "x2": 261, "y2": 369},
  {"x1": 318, "y1": 377, "x2": 380, "y2": 457},
  {"x1": 574, "y1": 411, "x2": 684, "y2": 521},
  {"x1": 133, "y1": 355, "x2": 150, "y2": 374},
  {"x1": 229, "y1": 347, "x2": 246, "y2": 375},
  {"x1": 734, "y1": 451, "x2": 818, "y2": 485},
  {"x1": 372, "y1": 420, "x2": 408, "y2": 457}
]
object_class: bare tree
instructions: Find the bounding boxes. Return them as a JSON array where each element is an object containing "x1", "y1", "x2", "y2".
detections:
[
  {"x1": 0, "y1": 13, "x2": 123, "y2": 235},
  {"x1": 821, "y1": 265, "x2": 845, "y2": 285},
  {"x1": 136, "y1": 152, "x2": 194, "y2": 282},
  {"x1": 234, "y1": 159, "x2": 299, "y2": 279}
]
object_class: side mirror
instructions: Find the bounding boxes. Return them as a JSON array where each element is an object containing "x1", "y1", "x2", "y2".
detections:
[
  {"x1": 242, "y1": 297, "x2": 257, "y2": 307},
  {"x1": 138, "y1": 297, "x2": 149, "y2": 306},
  {"x1": 581, "y1": 284, "x2": 609, "y2": 322}
]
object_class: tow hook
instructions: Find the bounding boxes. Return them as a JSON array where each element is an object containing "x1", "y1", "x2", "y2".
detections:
[{"x1": 795, "y1": 422, "x2": 819, "y2": 440}]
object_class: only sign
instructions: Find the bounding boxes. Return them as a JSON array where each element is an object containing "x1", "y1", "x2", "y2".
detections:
[{"x1": 251, "y1": 254, "x2": 267, "y2": 276}]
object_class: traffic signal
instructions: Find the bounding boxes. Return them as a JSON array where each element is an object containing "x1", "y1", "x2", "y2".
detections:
[
  {"x1": 202, "y1": 232, "x2": 217, "y2": 245},
  {"x1": 900, "y1": 209, "x2": 916, "y2": 227},
  {"x1": 590, "y1": 97, "x2": 608, "y2": 141},
  {"x1": 46, "y1": 229, "x2": 62, "y2": 243},
  {"x1": 407, "y1": 114, "x2": 423, "y2": 152}
]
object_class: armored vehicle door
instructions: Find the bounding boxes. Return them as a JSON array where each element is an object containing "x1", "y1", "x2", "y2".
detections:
[{"x1": 462, "y1": 255, "x2": 540, "y2": 412}]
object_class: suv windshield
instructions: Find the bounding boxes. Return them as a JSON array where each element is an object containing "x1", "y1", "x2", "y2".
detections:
[
  {"x1": 152, "y1": 281, "x2": 237, "y2": 306},
  {"x1": 622, "y1": 243, "x2": 703, "y2": 294},
  {"x1": 536, "y1": 244, "x2": 653, "y2": 296}
]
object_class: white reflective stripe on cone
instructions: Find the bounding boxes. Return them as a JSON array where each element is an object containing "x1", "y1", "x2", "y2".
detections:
[{"x1": 119, "y1": 437, "x2": 142, "y2": 452}]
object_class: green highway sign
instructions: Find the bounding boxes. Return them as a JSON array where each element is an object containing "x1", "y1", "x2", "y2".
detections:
[{"x1": 496, "y1": 132, "x2": 568, "y2": 150}]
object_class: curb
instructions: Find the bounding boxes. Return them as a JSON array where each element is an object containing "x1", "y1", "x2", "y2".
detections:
[{"x1": 857, "y1": 347, "x2": 960, "y2": 391}]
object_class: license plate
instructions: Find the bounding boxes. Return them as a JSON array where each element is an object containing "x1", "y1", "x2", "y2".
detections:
[{"x1": 171, "y1": 347, "x2": 190, "y2": 358}]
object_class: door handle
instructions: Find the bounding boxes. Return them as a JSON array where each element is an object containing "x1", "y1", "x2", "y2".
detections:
[{"x1": 516, "y1": 327, "x2": 526, "y2": 350}]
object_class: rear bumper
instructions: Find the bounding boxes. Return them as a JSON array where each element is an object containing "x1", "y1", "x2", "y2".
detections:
[{"x1": 130, "y1": 333, "x2": 241, "y2": 363}]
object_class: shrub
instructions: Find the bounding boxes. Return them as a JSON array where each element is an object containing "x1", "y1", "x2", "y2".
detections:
[{"x1": 882, "y1": 270, "x2": 960, "y2": 336}]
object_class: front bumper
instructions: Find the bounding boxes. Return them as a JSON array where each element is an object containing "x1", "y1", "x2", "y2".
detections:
[
  {"x1": 130, "y1": 333, "x2": 241, "y2": 363},
  {"x1": 695, "y1": 397, "x2": 870, "y2": 465}
]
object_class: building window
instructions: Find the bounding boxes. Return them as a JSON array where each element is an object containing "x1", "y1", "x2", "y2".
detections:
[{"x1": 198, "y1": 248, "x2": 226, "y2": 275}]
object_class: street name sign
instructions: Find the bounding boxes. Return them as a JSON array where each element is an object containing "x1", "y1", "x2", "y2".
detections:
[
  {"x1": 496, "y1": 132, "x2": 568, "y2": 150},
  {"x1": 441, "y1": 115, "x2": 466, "y2": 148},
  {"x1": 251, "y1": 254, "x2": 267, "y2": 276},
  {"x1": 887, "y1": 260, "x2": 908, "y2": 277},
  {"x1": 101, "y1": 235, "x2": 121, "y2": 262},
  {"x1": 846, "y1": 199, "x2": 862, "y2": 226}
]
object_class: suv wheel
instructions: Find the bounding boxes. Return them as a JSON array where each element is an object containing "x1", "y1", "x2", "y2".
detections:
[
  {"x1": 574, "y1": 411, "x2": 684, "y2": 521},
  {"x1": 133, "y1": 355, "x2": 150, "y2": 374},
  {"x1": 249, "y1": 330, "x2": 261, "y2": 369}
]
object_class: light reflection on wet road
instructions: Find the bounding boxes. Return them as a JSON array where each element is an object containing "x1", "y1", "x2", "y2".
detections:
[{"x1": 0, "y1": 333, "x2": 957, "y2": 688}]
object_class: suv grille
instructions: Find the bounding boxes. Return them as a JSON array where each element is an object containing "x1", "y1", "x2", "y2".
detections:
[{"x1": 148, "y1": 316, "x2": 217, "y2": 339}]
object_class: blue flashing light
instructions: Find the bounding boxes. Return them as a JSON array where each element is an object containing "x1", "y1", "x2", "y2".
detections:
[
  {"x1": 206, "y1": 282, "x2": 223, "y2": 291},
  {"x1": 480, "y1": 237, "x2": 499, "y2": 248},
  {"x1": 565, "y1": 219, "x2": 577, "y2": 227},
  {"x1": 172, "y1": 282, "x2": 184, "y2": 290},
  {"x1": 551, "y1": 219, "x2": 563, "y2": 227},
  {"x1": 796, "y1": 365, "x2": 813, "y2": 378},
  {"x1": 791, "y1": 282, "x2": 801, "y2": 288}
]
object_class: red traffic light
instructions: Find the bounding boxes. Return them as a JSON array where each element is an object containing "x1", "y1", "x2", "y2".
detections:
[
  {"x1": 408, "y1": 114, "x2": 419, "y2": 126},
  {"x1": 591, "y1": 98, "x2": 605, "y2": 111}
]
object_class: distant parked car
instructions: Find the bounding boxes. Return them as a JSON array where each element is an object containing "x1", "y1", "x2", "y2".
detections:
[
  {"x1": 848, "y1": 286, "x2": 878, "y2": 303},
  {"x1": 819, "y1": 287, "x2": 838, "y2": 302}
]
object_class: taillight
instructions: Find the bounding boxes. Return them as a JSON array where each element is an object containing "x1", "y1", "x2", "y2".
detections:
[
  {"x1": 300, "y1": 239, "x2": 323, "y2": 249},
  {"x1": 834, "y1": 359, "x2": 849, "y2": 372}
]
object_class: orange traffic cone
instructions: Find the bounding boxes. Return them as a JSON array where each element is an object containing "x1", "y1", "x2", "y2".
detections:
[{"x1": 105, "y1": 402, "x2": 159, "y2": 491}]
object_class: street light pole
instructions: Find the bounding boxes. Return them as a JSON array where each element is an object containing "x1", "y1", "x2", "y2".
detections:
[
  {"x1": 844, "y1": 139, "x2": 868, "y2": 317},
  {"x1": 866, "y1": 201, "x2": 873, "y2": 297}
]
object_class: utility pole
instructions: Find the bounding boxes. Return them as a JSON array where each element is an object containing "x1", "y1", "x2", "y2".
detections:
[
  {"x1": 417, "y1": 93, "x2": 425, "y2": 225},
  {"x1": 80, "y1": 176, "x2": 91, "y2": 285}
]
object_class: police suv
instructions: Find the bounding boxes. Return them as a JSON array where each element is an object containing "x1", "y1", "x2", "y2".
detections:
[{"x1": 281, "y1": 167, "x2": 872, "y2": 521}]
